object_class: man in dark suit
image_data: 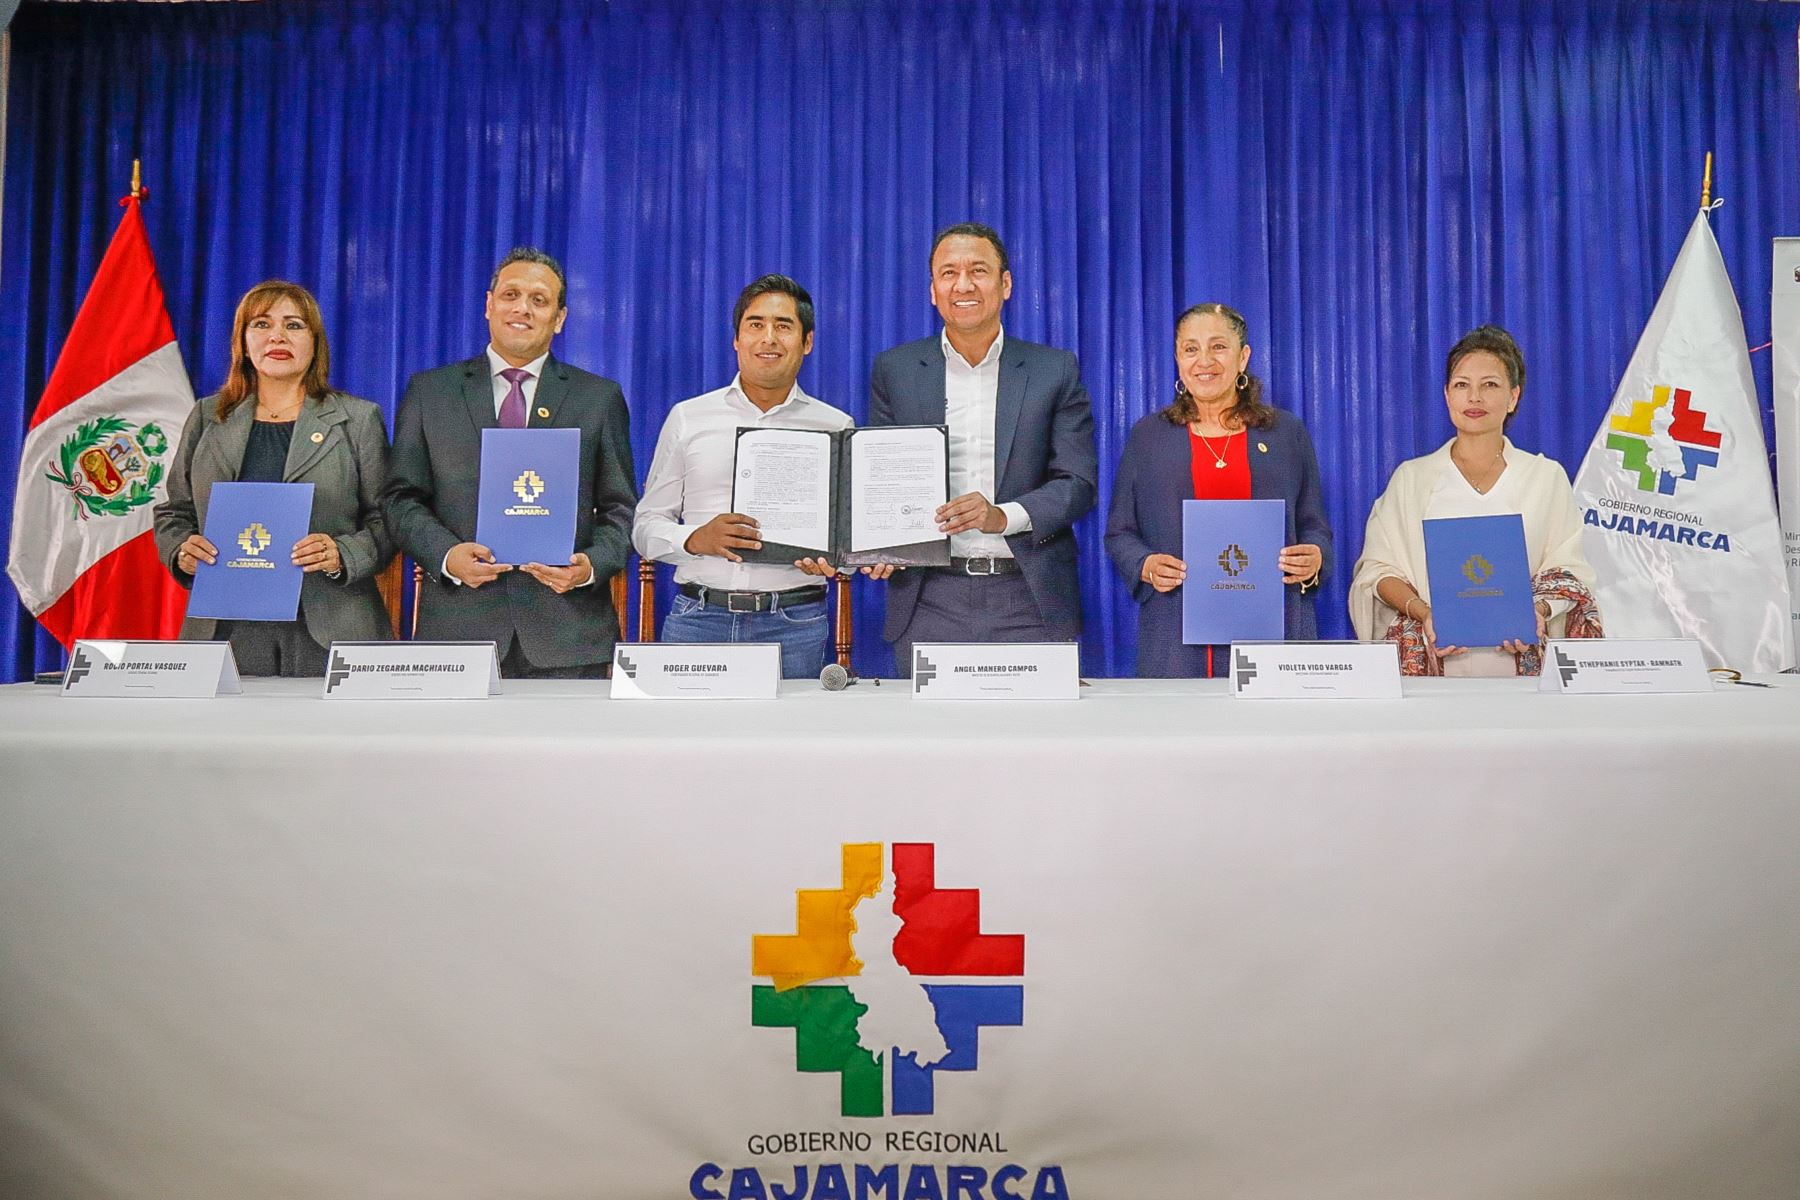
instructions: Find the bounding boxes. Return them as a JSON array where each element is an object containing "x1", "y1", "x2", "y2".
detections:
[
  {"x1": 382, "y1": 248, "x2": 636, "y2": 678},
  {"x1": 867, "y1": 223, "x2": 1098, "y2": 675}
]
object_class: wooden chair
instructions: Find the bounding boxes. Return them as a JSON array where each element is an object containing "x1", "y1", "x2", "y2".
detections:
[
  {"x1": 610, "y1": 569, "x2": 630, "y2": 643},
  {"x1": 393, "y1": 558, "x2": 631, "y2": 642},
  {"x1": 636, "y1": 556, "x2": 657, "y2": 643},
  {"x1": 832, "y1": 573, "x2": 853, "y2": 669},
  {"x1": 376, "y1": 557, "x2": 406, "y2": 639},
  {"x1": 386, "y1": 550, "x2": 852, "y2": 662}
]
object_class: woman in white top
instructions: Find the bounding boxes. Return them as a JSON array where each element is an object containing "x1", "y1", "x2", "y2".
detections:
[{"x1": 1349, "y1": 325, "x2": 1601, "y2": 676}]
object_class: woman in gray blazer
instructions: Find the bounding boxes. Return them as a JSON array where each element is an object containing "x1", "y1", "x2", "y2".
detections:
[{"x1": 154, "y1": 281, "x2": 394, "y2": 675}]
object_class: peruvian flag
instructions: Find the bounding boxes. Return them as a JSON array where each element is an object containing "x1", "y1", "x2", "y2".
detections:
[{"x1": 6, "y1": 194, "x2": 194, "y2": 648}]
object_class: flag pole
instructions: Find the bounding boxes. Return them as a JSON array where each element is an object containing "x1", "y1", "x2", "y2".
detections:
[
  {"x1": 1700, "y1": 151, "x2": 1713, "y2": 212},
  {"x1": 130, "y1": 158, "x2": 141, "y2": 199}
]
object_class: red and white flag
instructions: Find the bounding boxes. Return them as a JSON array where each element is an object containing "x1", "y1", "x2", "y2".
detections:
[{"x1": 6, "y1": 194, "x2": 194, "y2": 648}]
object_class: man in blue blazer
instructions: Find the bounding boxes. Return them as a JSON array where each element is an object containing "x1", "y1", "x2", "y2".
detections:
[
  {"x1": 868, "y1": 224, "x2": 1098, "y2": 675},
  {"x1": 382, "y1": 248, "x2": 637, "y2": 678}
]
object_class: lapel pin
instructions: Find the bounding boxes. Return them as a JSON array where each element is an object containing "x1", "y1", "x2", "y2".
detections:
[
  {"x1": 1257, "y1": 441, "x2": 1268, "y2": 453},
  {"x1": 310, "y1": 431, "x2": 325, "y2": 444},
  {"x1": 537, "y1": 407, "x2": 550, "y2": 420}
]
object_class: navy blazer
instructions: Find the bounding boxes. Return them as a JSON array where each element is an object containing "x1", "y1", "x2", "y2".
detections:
[
  {"x1": 381, "y1": 354, "x2": 637, "y2": 669},
  {"x1": 868, "y1": 334, "x2": 1098, "y2": 641},
  {"x1": 1105, "y1": 406, "x2": 1334, "y2": 677}
]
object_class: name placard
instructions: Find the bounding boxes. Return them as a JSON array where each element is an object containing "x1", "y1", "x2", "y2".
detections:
[
  {"x1": 62, "y1": 640, "x2": 242, "y2": 698},
  {"x1": 1227, "y1": 641, "x2": 1402, "y2": 700},
  {"x1": 910, "y1": 643, "x2": 1080, "y2": 700},
  {"x1": 1538, "y1": 639, "x2": 1712, "y2": 695},
  {"x1": 611, "y1": 643, "x2": 780, "y2": 700},
  {"x1": 323, "y1": 642, "x2": 501, "y2": 699}
]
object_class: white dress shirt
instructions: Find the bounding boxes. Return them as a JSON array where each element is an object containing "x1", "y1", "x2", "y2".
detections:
[
  {"x1": 941, "y1": 327, "x2": 1031, "y2": 558},
  {"x1": 486, "y1": 345, "x2": 549, "y2": 417},
  {"x1": 632, "y1": 376, "x2": 853, "y2": 592}
]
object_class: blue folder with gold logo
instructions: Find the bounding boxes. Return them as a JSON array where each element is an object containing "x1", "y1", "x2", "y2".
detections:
[
  {"x1": 186, "y1": 481, "x2": 314, "y2": 621},
  {"x1": 1422, "y1": 514, "x2": 1536, "y2": 647},
  {"x1": 1181, "y1": 499, "x2": 1286, "y2": 644},
  {"x1": 475, "y1": 427, "x2": 579, "y2": 565}
]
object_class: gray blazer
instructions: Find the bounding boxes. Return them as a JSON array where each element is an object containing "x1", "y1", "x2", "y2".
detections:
[
  {"x1": 379, "y1": 354, "x2": 637, "y2": 669},
  {"x1": 153, "y1": 391, "x2": 396, "y2": 647}
]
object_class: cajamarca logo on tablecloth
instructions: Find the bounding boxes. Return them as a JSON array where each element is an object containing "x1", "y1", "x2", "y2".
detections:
[
  {"x1": 750, "y1": 842, "x2": 1024, "y2": 1119},
  {"x1": 1604, "y1": 383, "x2": 1722, "y2": 496}
]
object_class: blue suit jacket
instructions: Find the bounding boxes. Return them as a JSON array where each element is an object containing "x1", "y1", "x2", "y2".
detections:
[
  {"x1": 1105, "y1": 407, "x2": 1334, "y2": 677},
  {"x1": 868, "y1": 334, "x2": 1099, "y2": 642}
]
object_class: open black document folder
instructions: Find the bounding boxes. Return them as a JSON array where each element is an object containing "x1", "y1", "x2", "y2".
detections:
[{"x1": 729, "y1": 424, "x2": 952, "y2": 568}]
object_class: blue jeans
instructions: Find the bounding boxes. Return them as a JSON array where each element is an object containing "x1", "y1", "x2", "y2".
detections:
[{"x1": 661, "y1": 595, "x2": 830, "y2": 680}]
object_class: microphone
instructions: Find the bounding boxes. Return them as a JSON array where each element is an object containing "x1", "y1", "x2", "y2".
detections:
[{"x1": 821, "y1": 663, "x2": 879, "y2": 691}]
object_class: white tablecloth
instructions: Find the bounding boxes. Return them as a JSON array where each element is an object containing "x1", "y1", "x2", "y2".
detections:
[{"x1": 3, "y1": 678, "x2": 1797, "y2": 1199}]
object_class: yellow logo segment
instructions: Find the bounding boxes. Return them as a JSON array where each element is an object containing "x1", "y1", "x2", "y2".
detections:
[
  {"x1": 751, "y1": 842, "x2": 882, "y2": 991},
  {"x1": 1607, "y1": 383, "x2": 1670, "y2": 437},
  {"x1": 237, "y1": 523, "x2": 271, "y2": 556},
  {"x1": 513, "y1": 470, "x2": 545, "y2": 503}
]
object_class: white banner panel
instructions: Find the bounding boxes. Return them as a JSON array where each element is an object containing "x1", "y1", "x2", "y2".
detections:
[
  {"x1": 3, "y1": 680, "x2": 1799, "y2": 1199},
  {"x1": 1772, "y1": 237, "x2": 1800, "y2": 653}
]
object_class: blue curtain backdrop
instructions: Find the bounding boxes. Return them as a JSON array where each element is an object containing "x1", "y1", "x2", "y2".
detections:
[{"x1": 3, "y1": 0, "x2": 1795, "y2": 680}]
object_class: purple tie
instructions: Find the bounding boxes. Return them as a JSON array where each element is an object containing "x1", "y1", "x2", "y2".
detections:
[{"x1": 498, "y1": 367, "x2": 531, "y2": 429}]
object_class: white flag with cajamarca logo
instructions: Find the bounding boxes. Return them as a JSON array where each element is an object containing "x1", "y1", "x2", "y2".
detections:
[{"x1": 1571, "y1": 209, "x2": 1793, "y2": 672}]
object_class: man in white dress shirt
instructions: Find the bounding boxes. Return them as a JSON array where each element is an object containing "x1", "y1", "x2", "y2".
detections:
[
  {"x1": 632, "y1": 275, "x2": 851, "y2": 679},
  {"x1": 867, "y1": 223, "x2": 1098, "y2": 675}
]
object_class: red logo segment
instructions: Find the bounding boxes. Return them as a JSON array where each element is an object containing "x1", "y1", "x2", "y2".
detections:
[
  {"x1": 1665, "y1": 387, "x2": 1720, "y2": 448},
  {"x1": 892, "y1": 843, "x2": 1025, "y2": 976}
]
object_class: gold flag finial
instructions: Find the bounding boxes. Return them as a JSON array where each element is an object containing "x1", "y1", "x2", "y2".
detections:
[
  {"x1": 1700, "y1": 151, "x2": 1713, "y2": 211},
  {"x1": 130, "y1": 159, "x2": 142, "y2": 198}
]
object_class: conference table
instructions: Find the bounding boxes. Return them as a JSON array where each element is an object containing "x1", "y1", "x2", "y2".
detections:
[{"x1": 2, "y1": 676, "x2": 1797, "y2": 1200}]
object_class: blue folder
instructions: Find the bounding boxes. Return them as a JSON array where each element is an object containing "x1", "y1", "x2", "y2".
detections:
[
  {"x1": 1181, "y1": 499, "x2": 1286, "y2": 644},
  {"x1": 475, "y1": 428, "x2": 580, "y2": 565},
  {"x1": 186, "y1": 481, "x2": 314, "y2": 622},
  {"x1": 1422, "y1": 514, "x2": 1536, "y2": 646}
]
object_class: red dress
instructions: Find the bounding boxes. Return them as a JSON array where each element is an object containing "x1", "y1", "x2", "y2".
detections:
[{"x1": 1188, "y1": 427, "x2": 1252, "y2": 678}]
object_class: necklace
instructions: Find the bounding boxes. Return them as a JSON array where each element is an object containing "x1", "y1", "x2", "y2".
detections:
[
  {"x1": 1193, "y1": 427, "x2": 1237, "y2": 469},
  {"x1": 256, "y1": 397, "x2": 303, "y2": 422},
  {"x1": 1453, "y1": 446, "x2": 1505, "y2": 494}
]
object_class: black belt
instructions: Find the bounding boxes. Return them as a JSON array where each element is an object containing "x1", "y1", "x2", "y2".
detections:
[
  {"x1": 932, "y1": 556, "x2": 1022, "y2": 576},
  {"x1": 679, "y1": 582, "x2": 827, "y2": 613}
]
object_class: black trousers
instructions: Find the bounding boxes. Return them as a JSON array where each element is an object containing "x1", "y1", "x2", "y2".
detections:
[
  {"x1": 890, "y1": 570, "x2": 1058, "y2": 678},
  {"x1": 218, "y1": 620, "x2": 329, "y2": 677},
  {"x1": 499, "y1": 636, "x2": 610, "y2": 680}
]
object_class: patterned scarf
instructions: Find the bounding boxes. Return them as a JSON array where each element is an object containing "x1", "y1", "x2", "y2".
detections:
[{"x1": 1384, "y1": 566, "x2": 1603, "y2": 677}]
